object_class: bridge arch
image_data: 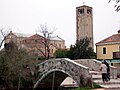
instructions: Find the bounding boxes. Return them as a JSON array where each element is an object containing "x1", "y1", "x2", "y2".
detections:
[{"x1": 33, "y1": 58, "x2": 92, "y2": 89}]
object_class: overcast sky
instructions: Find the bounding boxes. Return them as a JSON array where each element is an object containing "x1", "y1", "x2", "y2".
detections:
[{"x1": 0, "y1": 0, "x2": 120, "y2": 49}]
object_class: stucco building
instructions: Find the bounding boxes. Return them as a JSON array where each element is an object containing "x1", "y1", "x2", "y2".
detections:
[
  {"x1": 96, "y1": 30, "x2": 120, "y2": 68},
  {"x1": 76, "y1": 5, "x2": 94, "y2": 50},
  {"x1": 5, "y1": 31, "x2": 65, "y2": 57}
]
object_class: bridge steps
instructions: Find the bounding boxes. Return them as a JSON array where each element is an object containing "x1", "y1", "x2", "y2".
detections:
[{"x1": 91, "y1": 71, "x2": 120, "y2": 89}]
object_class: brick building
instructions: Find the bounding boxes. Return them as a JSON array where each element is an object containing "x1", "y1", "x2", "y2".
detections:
[{"x1": 5, "y1": 31, "x2": 65, "y2": 57}]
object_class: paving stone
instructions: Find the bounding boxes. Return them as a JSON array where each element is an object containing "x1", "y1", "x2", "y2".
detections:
[{"x1": 91, "y1": 71, "x2": 120, "y2": 89}]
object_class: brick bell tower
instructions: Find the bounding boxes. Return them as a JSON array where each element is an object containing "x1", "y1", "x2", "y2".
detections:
[{"x1": 76, "y1": 5, "x2": 94, "y2": 50}]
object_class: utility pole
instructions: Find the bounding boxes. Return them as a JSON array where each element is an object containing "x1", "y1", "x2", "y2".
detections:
[
  {"x1": 18, "y1": 69, "x2": 21, "y2": 90},
  {"x1": 52, "y1": 71, "x2": 55, "y2": 90}
]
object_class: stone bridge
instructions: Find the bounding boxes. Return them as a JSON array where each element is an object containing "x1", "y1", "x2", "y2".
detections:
[{"x1": 33, "y1": 58, "x2": 92, "y2": 89}]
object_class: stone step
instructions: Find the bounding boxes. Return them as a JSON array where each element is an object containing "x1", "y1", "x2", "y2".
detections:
[
  {"x1": 92, "y1": 74, "x2": 102, "y2": 80},
  {"x1": 93, "y1": 79, "x2": 120, "y2": 85},
  {"x1": 93, "y1": 79, "x2": 120, "y2": 89},
  {"x1": 91, "y1": 72, "x2": 115, "y2": 80},
  {"x1": 90, "y1": 71, "x2": 120, "y2": 89},
  {"x1": 99, "y1": 84, "x2": 120, "y2": 89}
]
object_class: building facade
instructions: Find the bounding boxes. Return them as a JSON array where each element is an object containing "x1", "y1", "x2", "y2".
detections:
[
  {"x1": 96, "y1": 30, "x2": 120, "y2": 68},
  {"x1": 5, "y1": 31, "x2": 65, "y2": 57},
  {"x1": 49, "y1": 36, "x2": 65, "y2": 55},
  {"x1": 76, "y1": 5, "x2": 94, "y2": 49}
]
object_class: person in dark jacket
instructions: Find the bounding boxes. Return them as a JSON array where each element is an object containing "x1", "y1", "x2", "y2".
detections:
[
  {"x1": 100, "y1": 61, "x2": 108, "y2": 83},
  {"x1": 103, "y1": 59, "x2": 110, "y2": 81}
]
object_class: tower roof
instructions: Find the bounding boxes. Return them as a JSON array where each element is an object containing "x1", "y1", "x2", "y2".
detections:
[{"x1": 76, "y1": 5, "x2": 92, "y2": 9}]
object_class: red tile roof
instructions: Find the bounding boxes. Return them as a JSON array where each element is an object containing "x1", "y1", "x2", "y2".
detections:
[
  {"x1": 96, "y1": 34, "x2": 120, "y2": 45},
  {"x1": 28, "y1": 34, "x2": 44, "y2": 39}
]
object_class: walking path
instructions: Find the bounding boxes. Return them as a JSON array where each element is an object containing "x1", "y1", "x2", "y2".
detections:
[{"x1": 91, "y1": 71, "x2": 120, "y2": 89}]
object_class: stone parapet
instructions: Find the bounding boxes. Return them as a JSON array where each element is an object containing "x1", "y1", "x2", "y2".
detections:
[{"x1": 74, "y1": 59, "x2": 117, "y2": 79}]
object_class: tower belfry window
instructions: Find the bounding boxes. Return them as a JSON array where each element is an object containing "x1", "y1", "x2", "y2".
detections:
[
  {"x1": 79, "y1": 8, "x2": 84, "y2": 14},
  {"x1": 87, "y1": 9, "x2": 92, "y2": 14}
]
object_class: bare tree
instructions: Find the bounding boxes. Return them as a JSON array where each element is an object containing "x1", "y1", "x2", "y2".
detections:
[
  {"x1": 0, "y1": 28, "x2": 9, "y2": 49},
  {"x1": 109, "y1": 0, "x2": 120, "y2": 12},
  {"x1": 38, "y1": 24, "x2": 55, "y2": 59}
]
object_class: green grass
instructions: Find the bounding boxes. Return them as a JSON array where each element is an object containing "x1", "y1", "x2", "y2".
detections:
[{"x1": 75, "y1": 83, "x2": 103, "y2": 90}]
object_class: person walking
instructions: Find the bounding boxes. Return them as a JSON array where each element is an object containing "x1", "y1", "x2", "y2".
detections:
[
  {"x1": 104, "y1": 59, "x2": 110, "y2": 81},
  {"x1": 100, "y1": 61, "x2": 108, "y2": 83}
]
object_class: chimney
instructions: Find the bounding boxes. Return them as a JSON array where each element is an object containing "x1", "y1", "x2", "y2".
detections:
[
  {"x1": 10, "y1": 31, "x2": 12, "y2": 33},
  {"x1": 118, "y1": 30, "x2": 120, "y2": 34}
]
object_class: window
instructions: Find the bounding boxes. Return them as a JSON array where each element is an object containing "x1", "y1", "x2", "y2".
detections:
[
  {"x1": 55, "y1": 44, "x2": 57, "y2": 46},
  {"x1": 51, "y1": 49, "x2": 53, "y2": 53},
  {"x1": 103, "y1": 47, "x2": 106, "y2": 54},
  {"x1": 35, "y1": 40, "x2": 37, "y2": 43},
  {"x1": 78, "y1": 9, "x2": 84, "y2": 14},
  {"x1": 119, "y1": 46, "x2": 120, "y2": 52},
  {"x1": 24, "y1": 40, "x2": 27, "y2": 43},
  {"x1": 87, "y1": 9, "x2": 92, "y2": 14},
  {"x1": 59, "y1": 44, "x2": 61, "y2": 48}
]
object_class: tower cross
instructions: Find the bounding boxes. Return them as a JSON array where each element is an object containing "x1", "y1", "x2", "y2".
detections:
[{"x1": 83, "y1": 2, "x2": 85, "y2": 5}]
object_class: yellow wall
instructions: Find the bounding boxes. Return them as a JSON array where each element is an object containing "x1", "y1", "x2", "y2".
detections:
[{"x1": 96, "y1": 44, "x2": 120, "y2": 59}]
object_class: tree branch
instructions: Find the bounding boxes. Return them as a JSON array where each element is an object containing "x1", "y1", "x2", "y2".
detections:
[
  {"x1": 0, "y1": 28, "x2": 9, "y2": 48},
  {"x1": 109, "y1": 0, "x2": 120, "y2": 12}
]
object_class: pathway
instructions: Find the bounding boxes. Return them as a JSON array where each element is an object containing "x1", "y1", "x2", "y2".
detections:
[{"x1": 91, "y1": 71, "x2": 120, "y2": 89}]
